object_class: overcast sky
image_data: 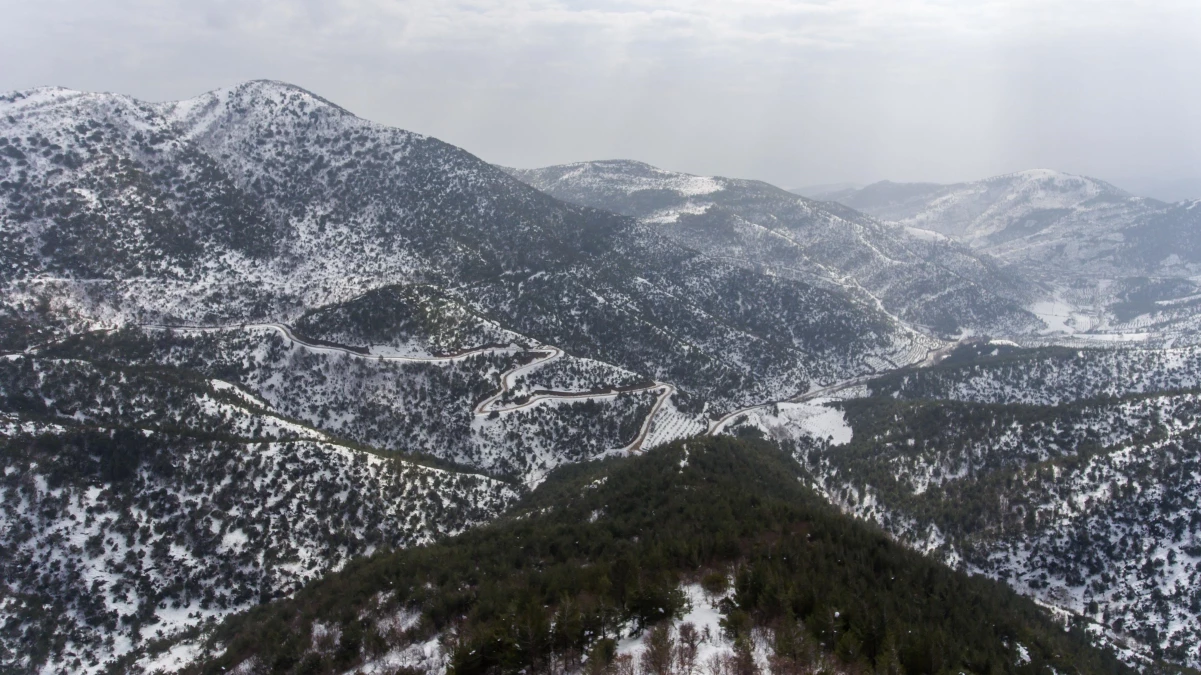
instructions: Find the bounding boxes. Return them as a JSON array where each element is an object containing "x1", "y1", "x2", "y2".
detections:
[{"x1": 2, "y1": 1, "x2": 1199, "y2": 199}]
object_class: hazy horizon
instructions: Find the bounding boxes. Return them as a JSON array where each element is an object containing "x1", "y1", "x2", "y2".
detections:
[{"x1": 3, "y1": 1, "x2": 1199, "y2": 201}]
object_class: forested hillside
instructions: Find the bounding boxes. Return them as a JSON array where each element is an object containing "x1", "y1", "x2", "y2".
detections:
[
  {"x1": 790, "y1": 347, "x2": 1201, "y2": 668},
  {"x1": 0, "y1": 349, "x2": 519, "y2": 673},
  {"x1": 162, "y1": 439, "x2": 1138, "y2": 675},
  {"x1": 0, "y1": 82, "x2": 932, "y2": 415},
  {"x1": 508, "y1": 160, "x2": 1037, "y2": 336}
]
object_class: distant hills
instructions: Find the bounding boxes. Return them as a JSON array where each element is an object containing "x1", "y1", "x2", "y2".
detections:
[
  {"x1": 507, "y1": 160, "x2": 1036, "y2": 336},
  {"x1": 810, "y1": 170, "x2": 1201, "y2": 283}
]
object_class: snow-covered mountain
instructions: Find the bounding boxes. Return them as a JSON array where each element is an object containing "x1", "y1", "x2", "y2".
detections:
[
  {"x1": 817, "y1": 170, "x2": 1201, "y2": 281},
  {"x1": 507, "y1": 160, "x2": 1039, "y2": 336},
  {"x1": 734, "y1": 344, "x2": 1201, "y2": 669},
  {"x1": 0, "y1": 347, "x2": 520, "y2": 673},
  {"x1": 4, "y1": 80, "x2": 1200, "y2": 674},
  {"x1": 0, "y1": 81, "x2": 953, "y2": 672},
  {"x1": 815, "y1": 170, "x2": 1201, "y2": 343},
  {"x1": 1, "y1": 81, "x2": 940, "y2": 413}
]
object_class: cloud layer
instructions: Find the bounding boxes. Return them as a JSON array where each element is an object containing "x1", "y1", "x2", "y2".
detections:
[{"x1": 3, "y1": 0, "x2": 1199, "y2": 198}]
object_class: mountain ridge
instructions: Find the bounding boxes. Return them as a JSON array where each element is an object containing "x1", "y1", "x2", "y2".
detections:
[
  {"x1": 506, "y1": 159, "x2": 1040, "y2": 336},
  {"x1": 814, "y1": 169, "x2": 1194, "y2": 274},
  {"x1": 0, "y1": 82, "x2": 957, "y2": 670},
  {"x1": 167, "y1": 438, "x2": 1140, "y2": 675}
]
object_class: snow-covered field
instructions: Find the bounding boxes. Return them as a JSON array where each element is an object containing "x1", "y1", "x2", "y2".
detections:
[
  {"x1": 642, "y1": 396, "x2": 707, "y2": 449},
  {"x1": 716, "y1": 399, "x2": 853, "y2": 446}
]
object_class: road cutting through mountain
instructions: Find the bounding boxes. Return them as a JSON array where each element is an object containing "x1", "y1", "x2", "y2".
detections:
[
  {"x1": 136, "y1": 322, "x2": 675, "y2": 453},
  {"x1": 705, "y1": 336, "x2": 963, "y2": 436}
]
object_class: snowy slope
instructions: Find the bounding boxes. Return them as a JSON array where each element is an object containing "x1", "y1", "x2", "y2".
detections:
[
  {"x1": 799, "y1": 347, "x2": 1201, "y2": 668},
  {"x1": 0, "y1": 353, "x2": 519, "y2": 674},
  {"x1": 507, "y1": 160, "x2": 1039, "y2": 336},
  {"x1": 822, "y1": 170, "x2": 1201, "y2": 282},
  {"x1": 7, "y1": 80, "x2": 1200, "y2": 673},
  {"x1": 0, "y1": 81, "x2": 965, "y2": 672},
  {"x1": 1, "y1": 81, "x2": 935, "y2": 414},
  {"x1": 870, "y1": 343, "x2": 1201, "y2": 406},
  {"x1": 820, "y1": 171, "x2": 1201, "y2": 341}
]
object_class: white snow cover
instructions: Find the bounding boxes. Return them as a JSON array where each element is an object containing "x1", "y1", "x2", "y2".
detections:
[
  {"x1": 1, "y1": 419, "x2": 517, "y2": 673},
  {"x1": 1030, "y1": 299, "x2": 1095, "y2": 334},
  {"x1": 614, "y1": 583, "x2": 775, "y2": 674},
  {"x1": 714, "y1": 399, "x2": 853, "y2": 446},
  {"x1": 548, "y1": 161, "x2": 724, "y2": 197}
]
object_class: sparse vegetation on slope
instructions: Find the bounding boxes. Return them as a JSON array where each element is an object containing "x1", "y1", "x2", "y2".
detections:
[{"x1": 798, "y1": 347, "x2": 1201, "y2": 667}]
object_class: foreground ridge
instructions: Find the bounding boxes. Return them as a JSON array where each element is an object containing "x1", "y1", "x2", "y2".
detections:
[{"x1": 162, "y1": 438, "x2": 1139, "y2": 675}]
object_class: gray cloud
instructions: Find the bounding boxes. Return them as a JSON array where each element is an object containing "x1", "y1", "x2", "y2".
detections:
[{"x1": 2, "y1": 0, "x2": 1199, "y2": 199}]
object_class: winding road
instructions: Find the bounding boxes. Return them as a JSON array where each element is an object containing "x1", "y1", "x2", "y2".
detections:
[
  {"x1": 26, "y1": 319, "x2": 964, "y2": 455},
  {"x1": 145, "y1": 322, "x2": 522, "y2": 363},
  {"x1": 621, "y1": 383, "x2": 677, "y2": 452},
  {"x1": 705, "y1": 337, "x2": 963, "y2": 436},
  {"x1": 140, "y1": 322, "x2": 676, "y2": 453},
  {"x1": 30, "y1": 321, "x2": 967, "y2": 453}
]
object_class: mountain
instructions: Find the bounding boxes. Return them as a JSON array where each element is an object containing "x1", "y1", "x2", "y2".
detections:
[
  {"x1": 818, "y1": 170, "x2": 1201, "y2": 342},
  {"x1": 788, "y1": 182, "x2": 861, "y2": 198},
  {"x1": 816, "y1": 172, "x2": 1201, "y2": 337},
  {"x1": 814, "y1": 170, "x2": 1153, "y2": 245},
  {"x1": 0, "y1": 81, "x2": 957, "y2": 671},
  {"x1": 813, "y1": 180, "x2": 949, "y2": 221},
  {"x1": 506, "y1": 160, "x2": 1039, "y2": 336},
  {"x1": 0, "y1": 81, "x2": 629, "y2": 315},
  {"x1": 152, "y1": 438, "x2": 1135, "y2": 675},
  {"x1": 0, "y1": 81, "x2": 941, "y2": 416},
  {"x1": 0, "y1": 346, "x2": 521, "y2": 673},
  {"x1": 734, "y1": 344, "x2": 1201, "y2": 668},
  {"x1": 4, "y1": 80, "x2": 1200, "y2": 674}
]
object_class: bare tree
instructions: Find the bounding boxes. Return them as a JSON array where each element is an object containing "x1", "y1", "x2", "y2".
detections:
[
  {"x1": 609, "y1": 653, "x2": 637, "y2": 675},
  {"x1": 676, "y1": 622, "x2": 701, "y2": 674},
  {"x1": 641, "y1": 623, "x2": 676, "y2": 675},
  {"x1": 704, "y1": 651, "x2": 731, "y2": 675}
]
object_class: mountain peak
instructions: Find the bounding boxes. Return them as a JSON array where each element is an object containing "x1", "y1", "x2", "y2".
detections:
[
  {"x1": 1010, "y1": 168, "x2": 1066, "y2": 179},
  {"x1": 221, "y1": 79, "x2": 344, "y2": 109},
  {"x1": 153, "y1": 79, "x2": 366, "y2": 145},
  {"x1": 0, "y1": 80, "x2": 355, "y2": 136},
  {"x1": 575, "y1": 158, "x2": 659, "y2": 171},
  {"x1": 988, "y1": 168, "x2": 1130, "y2": 196},
  {"x1": 176, "y1": 79, "x2": 347, "y2": 114}
]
